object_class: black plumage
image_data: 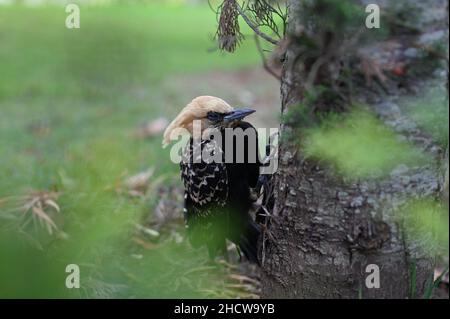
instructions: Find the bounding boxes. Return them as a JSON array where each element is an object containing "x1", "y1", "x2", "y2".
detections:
[{"x1": 180, "y1": 121, "x2": 261, "y2": 264}]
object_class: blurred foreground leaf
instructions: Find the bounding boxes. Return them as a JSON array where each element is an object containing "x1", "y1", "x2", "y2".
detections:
[
  {"x1": 304, "y1": 109, "x2": 427, "y2": 179},
  {"x1": 398, "y1": 198, "x2": 449, "y2": 256}
]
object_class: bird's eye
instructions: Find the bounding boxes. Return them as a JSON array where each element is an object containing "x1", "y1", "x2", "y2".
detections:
[{"x1": 206, "y1": 112, "x2": 222, "y2": 122}]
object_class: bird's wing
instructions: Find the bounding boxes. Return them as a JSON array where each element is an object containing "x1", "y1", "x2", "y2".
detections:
[
  {"x1": 226, "y1": 121, "x2": 260, "y2": 188},
  {"x1": 180, "y1": 138, "x2": 228, "y2": 210}
]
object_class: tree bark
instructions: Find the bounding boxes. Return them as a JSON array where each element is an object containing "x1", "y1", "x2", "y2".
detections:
[{"x1": 261, "y1": 0, "x2": 447, "y2": 298}]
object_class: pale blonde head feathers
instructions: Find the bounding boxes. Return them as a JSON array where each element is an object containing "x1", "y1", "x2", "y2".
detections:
[{"x1": 162, "y1": 96, "x2": 233, "y2": 148}]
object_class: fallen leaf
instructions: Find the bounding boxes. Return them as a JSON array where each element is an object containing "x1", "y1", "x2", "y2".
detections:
[
  {"x1": 135, "y1": 223, "x2": 160, "y2": 237},
  {"x1": 135, "y1": 117, "x2": 169, "y2": 139}
]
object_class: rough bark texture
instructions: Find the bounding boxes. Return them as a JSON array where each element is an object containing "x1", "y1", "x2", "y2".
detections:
[{"x1": 261, "y1": 0, "x2": 448, "y2": 298}]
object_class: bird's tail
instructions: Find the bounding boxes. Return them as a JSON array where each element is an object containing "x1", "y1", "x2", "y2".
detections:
[{"x1": 237, "y1": 219, "x2": 261, "y2": 265}]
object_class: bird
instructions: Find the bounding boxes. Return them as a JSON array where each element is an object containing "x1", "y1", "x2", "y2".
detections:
[{"x1": 163, "y1": 96, "x2": 261, "y2": 264}]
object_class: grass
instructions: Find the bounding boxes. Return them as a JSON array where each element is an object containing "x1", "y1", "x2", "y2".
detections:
[
  {"x1": 0, "y1": 3, "x2": 261, "y2": 298},
  {"x1": 424, "y1": 266, "x2": 449, "y2": 299}
]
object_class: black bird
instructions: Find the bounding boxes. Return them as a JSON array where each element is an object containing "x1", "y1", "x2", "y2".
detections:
[{"x1": 163, "y1": 96, "x2": 261, "y2": 264}]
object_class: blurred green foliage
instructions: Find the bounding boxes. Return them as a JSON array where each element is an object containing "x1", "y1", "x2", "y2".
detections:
[
  {"x1": 398, "y1": 198, "x2": 449, "y2": 256},
  {"x1": 295, "y1": 0, "x2": 388, "y2": 45},
  {"x1": 304, "y1": 108, "x2": 427, "y2": 179},
  {"x1": 297, "y1": 0, "x2": 363, "y2": 32}
]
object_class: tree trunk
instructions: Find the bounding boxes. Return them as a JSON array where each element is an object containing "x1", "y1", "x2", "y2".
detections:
[{"x1": 261, "y1": 0, "x2": 447, "y2": 298}]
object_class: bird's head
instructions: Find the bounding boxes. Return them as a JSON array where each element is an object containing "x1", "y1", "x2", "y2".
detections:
[{"x1": 162, "y1": 96, "x2": 255, "y2": 148}]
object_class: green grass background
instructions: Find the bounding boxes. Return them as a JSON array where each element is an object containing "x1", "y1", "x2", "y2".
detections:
[
  {"x1": 0, "y1": 3, "x2": 261, "y2": 298},
  {"x1": 0, "y1": 3, "x2": 259, "y2": 192}
]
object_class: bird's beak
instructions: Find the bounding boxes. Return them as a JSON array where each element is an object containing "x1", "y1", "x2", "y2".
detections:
[{"x1": 223, "y1": 108, "x2": 255, "y2": 122}]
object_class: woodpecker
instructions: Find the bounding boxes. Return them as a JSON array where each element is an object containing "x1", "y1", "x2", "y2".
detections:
[{"x1": 163, "y1": 96, "x2": 261, "y2": 264}]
